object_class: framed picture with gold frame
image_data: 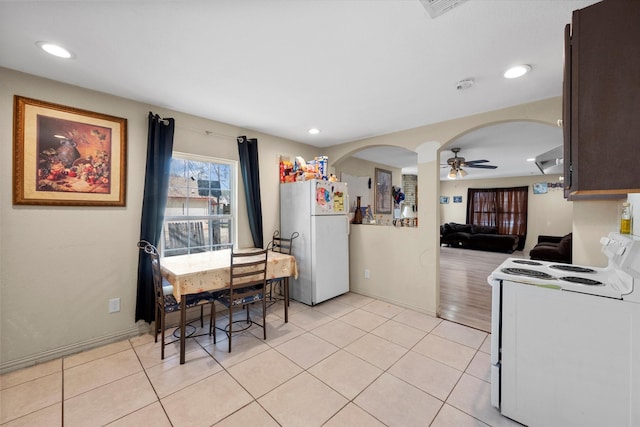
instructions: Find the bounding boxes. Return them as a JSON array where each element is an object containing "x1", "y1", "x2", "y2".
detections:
[
  {"x1": 374, "y1": 168, "x2": 392, "y2": 214},
  {"x1": 13, "y1": 96, "x2": 127, "y2": 206}
]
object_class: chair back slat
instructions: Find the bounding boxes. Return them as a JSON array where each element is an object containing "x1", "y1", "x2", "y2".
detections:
[
  {"x1": 229, "y1": 249, "x2": 268, "y2": 292},
  {"x1": 216, "y1": 248, "x2": 269, "y2": 352},
  {"x1": 267, "y1": 230, "x2": 299, "y2": 255}
]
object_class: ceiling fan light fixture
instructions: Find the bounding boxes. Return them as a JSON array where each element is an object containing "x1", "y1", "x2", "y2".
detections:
[
  {"x1": 442, "y1": 147, "x2": 497, "y2": 179},
  {"x1": 504, "y1": 64, "x2": 531, "y2": 79}
]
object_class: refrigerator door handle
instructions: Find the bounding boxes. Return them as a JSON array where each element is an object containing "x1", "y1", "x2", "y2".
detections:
[
  {"x1": 346, "y1": 215, "x2": 350, "y2": 235},
  {"x1": 345, "y1": 193, "x2": 349, "y2": 216}
]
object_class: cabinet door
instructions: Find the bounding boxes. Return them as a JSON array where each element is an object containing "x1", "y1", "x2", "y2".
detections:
[
  {"x1": 565, "y1": 0, "x2": 640, "y2": 198},
  {"x1": 562, "y1": 24, "x2": 572, "y2": 198}
]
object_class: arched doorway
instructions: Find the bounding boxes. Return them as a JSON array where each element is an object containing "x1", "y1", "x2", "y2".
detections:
[{"x1": 437, "y1": 120, "x2": 563, "y2": 332}]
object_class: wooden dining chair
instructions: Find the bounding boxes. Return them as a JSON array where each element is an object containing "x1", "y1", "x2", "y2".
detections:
[
  {"x1": 266, "y1": 230, "x2": 299, "y2": 304},
  {"x1": 137, "y1": 240, "x2": 216, "y2": 359},
  {"x1": 212, "y1": 248, "x2": 268, "y2": 353}
]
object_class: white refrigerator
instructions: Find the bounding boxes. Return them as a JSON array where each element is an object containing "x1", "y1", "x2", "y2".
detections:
[{"x1": 280, "y1": 180, "x2": 350, "y2": 305}]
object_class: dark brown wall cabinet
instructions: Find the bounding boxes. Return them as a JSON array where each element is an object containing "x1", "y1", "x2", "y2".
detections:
[{"x1": 563, "y1": 0, "x2": 640, "y2": 200}]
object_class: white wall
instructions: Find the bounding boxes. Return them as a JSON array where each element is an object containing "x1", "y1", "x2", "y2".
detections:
[
  {"x1": 1, "y1": 68, "x2": 622, "y2": 371},
  {"x1": 440, "y1": 174, "x2": 572, "y2": 251},
  {"x1": 572, "y1": 200, "x2": 619, "y2": 266},
  {"x1": 326, "y1": 97, "x2": 618, "y2": 317},
  {"x1": 334, "y1": 155, "x2": 402, "y2": 225},
  {"x1": 349, "y1": 226, "x2": 432, "y2": 312},
  {"x1": 628, "y1": 193, "x2": 640, "y2": 237},
  {"x1": 0, "y1": 68, "x2": 316, "y2": 372}
]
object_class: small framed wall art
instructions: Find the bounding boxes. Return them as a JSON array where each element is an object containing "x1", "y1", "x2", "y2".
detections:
[
  {"x1": 374, "y1": 168, "x2": 392, "y2": 214},
  {"x1": 533, "y1": 182, "x2": 548, "y2": 195},
  {"x1": 13, "y1": 96, "x2": 127, "y2": 206},
  {"x1": 453, "y1": 195, "x2": 463, "y2": 203},
  {"x1": 440, "y1": 196, "x2": 450, "y2": 204}
]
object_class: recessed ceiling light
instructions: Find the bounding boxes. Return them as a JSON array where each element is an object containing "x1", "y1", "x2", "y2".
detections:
[
  {"x1": 308, "y1": 128, "x2": 320, "y2": 135},
  {"x1": 36, "y1": 41, "x2": 73, "y2": 59},
  {"x1": 526, "y1": 158, "x2": 535, "y2": 162},
  {"x1": 504, "y1": 64, "x2": 531, "y2": 79}
]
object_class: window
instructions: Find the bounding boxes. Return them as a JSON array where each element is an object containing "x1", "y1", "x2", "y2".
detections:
[
  {"x1": 466, "y1": 186, "x2": 528, "y2": 248},
  {"x1": 163, "y1": 153, "x2": 236, "y2": 256}
]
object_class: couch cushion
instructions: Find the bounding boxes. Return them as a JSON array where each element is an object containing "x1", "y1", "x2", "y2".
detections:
[
  {"x1": 468, "y1": 233, "x2": 519, "y2": 253},
  {"x1": 471, "y1": 224, "x2": 498, "y2": 235},
  {"x1": 557, "y1": 233, "x2": 572, "y2": 255},
  {"x1": 441, "y1": 223, "x2": 452, "y2": 235},
  {"x1": 534, "y1": 242, "x2": 560, "y2": 249},
  {"x1": 453, "y1": 232, "x2": 473, "y2": 241},
  {"x1": 449, "y1": 222, "x2": 472, "y2": 233}
]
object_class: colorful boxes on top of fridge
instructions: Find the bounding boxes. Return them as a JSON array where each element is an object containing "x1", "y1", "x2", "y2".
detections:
[{"x1": 279, "y1": 155, "x2": 331, "y2": 182}]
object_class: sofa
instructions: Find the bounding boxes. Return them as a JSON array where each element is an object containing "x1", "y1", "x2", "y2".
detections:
[
  {"x1": 529, "y1": 233, "x2": 572, "y2": 264},
  {"x1": 440, "y1": 222, "x2": 520, "y2": 253}
]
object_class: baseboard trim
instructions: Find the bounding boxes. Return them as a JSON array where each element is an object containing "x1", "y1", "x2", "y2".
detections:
[
  {"x1": 348, "y1": 290, "x2": 438, "y2": 318},
  {"x1": 0, "y1": 324, "x2": 146, "y2": 375}
]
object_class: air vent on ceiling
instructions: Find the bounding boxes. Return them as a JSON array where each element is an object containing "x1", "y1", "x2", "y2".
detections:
[{"x1": 419, "y1": 0, "x2": 469, "y2": 19}]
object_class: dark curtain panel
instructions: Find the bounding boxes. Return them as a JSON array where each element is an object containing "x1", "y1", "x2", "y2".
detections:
[
  {"x1": 467, "y1": 186, "x2": 528, "y2": 250},
  {"x1": 466, "y1": 189, "x2": 497, "y2": 226},
  {"x1": 237, "y1": 135, "x2": 264, "y2": 248},
  {"x1": 135, "y1": 113, "x2": 175, "y2": 323}
]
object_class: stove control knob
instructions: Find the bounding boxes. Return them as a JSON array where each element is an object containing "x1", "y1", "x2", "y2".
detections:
[
  {"x1": 616, "y1": 246, "x2": 626, "y2": 256},
  {"x1": 600, "y1": 237, "x2": 610, "y2": 245}
]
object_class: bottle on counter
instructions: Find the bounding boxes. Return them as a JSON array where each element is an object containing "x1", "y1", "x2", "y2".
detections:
[
  {"x1": 620, "y1": 202, "x2": 632, "y2": 234},
  {"x1": 353, "y1": 197, "x2": 363, "y2": 224}
]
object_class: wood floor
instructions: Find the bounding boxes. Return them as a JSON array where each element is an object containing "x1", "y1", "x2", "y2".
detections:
[{"x1": 439, "y1": 246, "x2": 526, "y2": 333}]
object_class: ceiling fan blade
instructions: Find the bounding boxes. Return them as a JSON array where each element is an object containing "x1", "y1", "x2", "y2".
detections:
[
  {"x1": 466, "y1": 164, "x2": 498, "y2": 169},
  {"x1": 464, "y1": 159, "x2": 490, "y2": 164}
]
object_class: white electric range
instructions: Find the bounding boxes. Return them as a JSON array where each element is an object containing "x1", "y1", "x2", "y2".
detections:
[{"x1": 487, "y1": 232, "x2": 640, "y2": 427}]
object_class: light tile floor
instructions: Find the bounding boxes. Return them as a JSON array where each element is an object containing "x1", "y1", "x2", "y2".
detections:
[{"x1": 0, "y1": 293, "x2": 523, "y2": 426}]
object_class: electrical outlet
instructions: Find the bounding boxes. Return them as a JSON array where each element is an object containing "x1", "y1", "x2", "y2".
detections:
[
  {"x1": 109, "y1": 298, "x2": 120, "y2": 313},
  {"x1": 364, "y1": 269, "x2": 370, "y2": 279}
]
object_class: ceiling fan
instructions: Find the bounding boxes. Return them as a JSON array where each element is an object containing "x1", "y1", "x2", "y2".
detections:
[{"x1": 442, "y1": 147, "x2": 497, "y2": 179}]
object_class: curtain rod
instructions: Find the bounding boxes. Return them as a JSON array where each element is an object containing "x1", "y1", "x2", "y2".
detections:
[
  {"x1": 174, "y1": 124, "x2": 236, "y2": 140},
  {"x1": 150, "y1": 112, "x2": 171, "y2": 125},
  {"x1": 152, "y1": 113, "x2": 235, "y2": 139}
]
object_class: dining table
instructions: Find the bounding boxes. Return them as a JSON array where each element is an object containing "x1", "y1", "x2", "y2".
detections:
[{"x1": 161, "y1": 248, "x2": 298, "y2": 364}]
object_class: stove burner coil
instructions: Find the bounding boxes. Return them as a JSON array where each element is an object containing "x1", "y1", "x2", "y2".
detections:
[
  {"x1": 512, "y1": 260, "x2": 544, "y2": 266},
  {"x1": 550, "y1": 265, "x2": 596, "y2": 274},
  {"x1": 501, "y1": 268, "x2": 555, "y2": 280},
  {"x1": 559, "y1": 276, "x2": 604, "y2": 286}
]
